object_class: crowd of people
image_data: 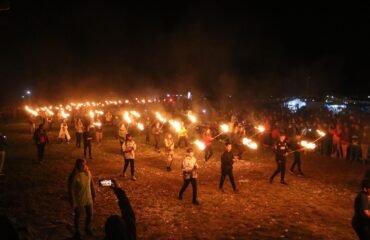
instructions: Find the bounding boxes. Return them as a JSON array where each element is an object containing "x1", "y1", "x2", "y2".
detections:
[{"x1": 1, "y1": 102, "x2": 369, "y2": 239}]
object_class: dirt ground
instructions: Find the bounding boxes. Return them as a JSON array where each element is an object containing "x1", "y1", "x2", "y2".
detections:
[{"x1": 0, "y1": 122, "x2": 367, "y2": 239}]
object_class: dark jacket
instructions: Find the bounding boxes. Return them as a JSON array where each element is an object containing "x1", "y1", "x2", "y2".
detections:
[
  {"x1": 274, "y1": 140, "x2": 289, "y2": 158},
  {"x1": 83, "y1": 131, "x2": 93, "y2": 143},
  {"x1": 114, "y1": 188, "x2": 136, "y2": 240},
  {"x1": 33, "y1": 129, "x2": 48, "y2": 145},
  {"x1": 221, "y1": 151, "x2": 234, "y2": 172}
]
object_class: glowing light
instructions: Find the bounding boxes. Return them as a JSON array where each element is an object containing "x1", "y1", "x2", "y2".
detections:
[
  {"x1": 194, "y1": 140, "x2": 206, "y2": 151},
  {"x1": 130, "y1": 111, "x2": 141, "y2": 118},
  {"x1": 93, "y1": 122, "x2": 102, "y2": 127},
  {"x1": 187, "y1": 112, "x2": 197, "y2": 123},
  {"x1": 169, "y1": 120, "x2": 181, "y2": 132},
  {"x1": 137, "y1": 122, "x2": 144, "y2": 131},
  {"x1": 242, "y1": 138, "x2": 258, "y2": 149},
  {"x1": 155, "y1": 112, "x2": 167, "y2": 123},
  {"x1": 220, "y1": 124, "x2": 229, "y2": 133},
  {"x1": 316, "y1": 130, "x2": 326, "y2": 137},
  {"x1": 25, "y1": 106, "x2": 38, "y2": 116},
  {"x1": 300, "y1": 140, "x2": 316, "y2": 150},
  {"x1": 124, "y1": 112, "x2": 132, "y2": 124},
  {"x1": 255, "y1": 125, "x2": 265, "y2": 133},
  {"x1": 95, "y1": 110, "x2": 104, "y2": 115},
  {"x1": 242, "y1": 138, "x2": 252, "y2": 145},
  {"x1": 61, "y1": 110, "x2": 70, "y2": 119},
  {"x1": 89, "y1": 110, "x2": 95, "y2": 119}
]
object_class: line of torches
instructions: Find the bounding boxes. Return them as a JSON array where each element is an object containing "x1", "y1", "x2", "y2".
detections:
[{"x1": 25, "y1": 104, "x2": 326, "y2": 153}]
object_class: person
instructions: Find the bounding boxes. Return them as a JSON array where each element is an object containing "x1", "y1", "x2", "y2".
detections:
[
  {"x1": 219, "y1": 143, "x2": 238, "y2": 192},
  {"x1": 83, "y1": 126, "x2": 93, "y2": 160},
  {"x1": 0, "y1": 133, "x2": 6, "y2": 175},
  {"x1": 104, "y1": 179, "x2": 136, "y2": 240},
  {"x1": 177, "y1": 122, "x2": 188, "y2": 148},
  {"x1": 289, "y1": 133, "x2": 304, "y2": 176},
  {"x1": 152, "y1": 122, "x2": 162, "y2": 153},
  {"x1": 361, "y1": 125, "x2": 370, "y2": 165},
  {"x1": 46, "y1": 116, "x2": 53, "y2": 131},
  {"x1": 270, "y1": 131, "x2": 289, "y2": 184},
  {"x1": 121, "y1": 134, "x2": 137, "y2": 181},
  {"x1": 95, "y1": 120, "x2": 103, "y2": 144},
  {"x1": 33, "y1": 124, "x2": 49, "y2": 163},
  {"x1": 118, "y1": 122, "x2": 128, "y2": 153},
  {"x1": 352, "y1": 179, "x2": 370, "y2": 240},
  {"x1": 144, "y1": 116, "x2": 151, "y2": 144},
  {"x1": 164, "y1": 133, "x2": 175, "y2": 171},
  {"x1": 203, "y1": 129, "x2": 214, "y2": 161},
  {"x1": 58, "y1": 119, "x2": 71, "y2": 143},
  {"x1": 105, "y1": 111, "x2": 113, "y2": 126},
  {"x1": 75, "y1": 118, "x2": 84, "y2": 148},
  {"x1": 68, "y1": 159, "x2": 96, "y2": 239},
  {"x1": 28, "y1": 115, "x2": 36, "y2": 134},
  {"x1": 179, "y1": 148, "x2": 199, "y2": 205}
]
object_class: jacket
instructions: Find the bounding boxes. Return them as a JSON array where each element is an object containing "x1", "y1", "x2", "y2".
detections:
[
  {"x1": 122, "y1": 140, "x2": 137, "y2": 159},
  {"x1": 181, "y1": 155, "x2": 198, "y2": 179}
]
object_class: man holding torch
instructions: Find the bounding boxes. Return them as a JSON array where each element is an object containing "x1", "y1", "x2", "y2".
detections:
[
  {"x1": 164, "y1": 133, "x2": 175, "y2": 171},
  {"x1": 270, "y1": 131, "x2": 289, "y2": 184},
  {"x1": 179, "y1": 148, "x2": 199, "y2": 205},
  {"x1": 219, "y1": 143, "x2": 238, "y2": 193}
]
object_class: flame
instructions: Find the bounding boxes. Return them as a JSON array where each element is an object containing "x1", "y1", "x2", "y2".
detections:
[
  {"x1": 93, "y1": 122, "x2": 102, "y2": 127},
  {"x1": 89, "y1": 110, "x2": 95, "y2": 119},
  {"x1": 220, "y1": 124, "x2": 229, "y2": 133},
  {"x1": 61, "y1": 110, "x2": 70, "y2": 119},
  {"x1": 242, "y1": 138, "x2": 258, "y2": 149},
  {"x1": 255, "y1": 125, "x2": 265, "y2": 133},
  {"x1": 194, "y1": 140, "x2": 206, "y2": 151},
  {"x1": 187, "y1": 112, "x2": 197, "y2": 123},
  {"x1": 316, "y1": 130, "x2": 326, "y2": 137},
  {"x1": 169, "y1": 120, "x2": 181, "y2": 132},
  {"x1": 25, "y1": 106, "x2": 38, "y2": 116},
  {"x1": 124, "y1": 112, "x2": 132, "y2": 124},
  {"x1": 242, "y1": 138, "x2": 252, "y2": 145},
  {"x1": 300, "y1": 140, "x2": 316, "y2": 150},
  {"x1": 137, "y1": 122, "x2": 144, "y2": 131},
  {"x1": 130, "y1": 111, "x2": 141, "y2": 118},
  {"x1": 155, "y1": 112, "x2": 167, "y2": 123}
]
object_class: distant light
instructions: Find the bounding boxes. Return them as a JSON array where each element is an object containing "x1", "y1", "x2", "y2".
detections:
[
  {"x1": 26, "y1": 90, "x2": 31, "y2": 95},
  {"x1": 202, "y1": 109, "x2": 207, "y2": 114},
  {"x1": 21, "y1": 95, "x2": 25, "y2": 98},
  {"x1": 166, "y1": 94, "x2": 170, "y2": 97},
  {"x1": 187, "y1": 91, "x2": 192, "y2": 99}
]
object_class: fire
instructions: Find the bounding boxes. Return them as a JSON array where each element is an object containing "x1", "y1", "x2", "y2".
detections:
[
  {"x1": 155, "y1": 112, "x2": 167, "y2": 123},
  {"x1": 93, "y1": 122, "x2": 102, "y2": 127},
  {"x1": 124, "y1": 112, "x2": 132, "y2": 124},
  {"x1": 137, "y1": 122, "x2": 144, "y2": 131},
  {"x1": 130, "y1": 111, "x2": 141, "y2": 118},
  {"x1": 194, "y1": 140, "x2": 206, "y2": 151},
  {"x1": 61, "y1": 110, "x2": 70, "y2": 119},
  {"x1": 316, "y1": 130, "x2": 326, "y2": 137},
  {"x1": 169, "y1": 120, "x2": 181, "y2": 132},
  {"x1": 95, "y1": 110, "x2": 104, "y2": 115},
  {"x1": 242, "y1": 138, "x2": 258, "y2": 149},
  {"x1": 89, "y1": 110, "x2": 95, "y2": 119},
  {"x1": 25, "y1": 106, "x2": 38, "y2": 116},
  {"x1": 300, "y1": 140, "x2": 316, "y2": 150},
  {"x1": 255, "y1": 125, "x2": 265, "y2": 133},
  {"x1": 242, "y1": 138, "x2": 252, "y2": 145},
  {"x1": 220, "y1": 124, "x2": 229, "y2": 133},
  {"x1": 187, "y1": 112, "x2": 197, "y2": 123}
]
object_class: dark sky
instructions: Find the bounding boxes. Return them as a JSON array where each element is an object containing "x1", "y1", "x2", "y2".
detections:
[{"x1": 0, "y1": 1, "x2": 369, "y2": 103}]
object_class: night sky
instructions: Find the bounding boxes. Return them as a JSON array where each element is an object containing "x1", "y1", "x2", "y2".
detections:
[{"x1": 0, "y1": 1, "x2": 369, "y2": 103}]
